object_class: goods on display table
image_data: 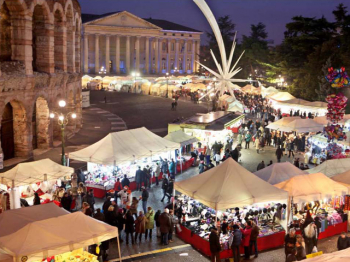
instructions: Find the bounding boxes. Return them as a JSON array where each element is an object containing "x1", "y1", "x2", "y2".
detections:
[
  {"x1": 176, "y1": 195, "x2": 286, "y2": 259},
  {"x1": 47, "y1": 249, "x2": 98, "y2": 262}
]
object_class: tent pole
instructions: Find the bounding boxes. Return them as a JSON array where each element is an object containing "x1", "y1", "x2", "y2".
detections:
[
  {"x1": 117, "y1": 235, "x2": 122, "y2": 262},
  {"x1": 180, "y1": 148, "x2": 183, "y2": 174}
]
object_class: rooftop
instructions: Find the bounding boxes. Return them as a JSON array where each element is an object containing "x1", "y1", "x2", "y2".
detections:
[{"x1": 82, "y1": 12, "x2": 201, "y2": 33}]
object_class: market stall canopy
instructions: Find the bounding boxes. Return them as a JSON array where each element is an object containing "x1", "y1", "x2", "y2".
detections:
[
  {"x1": 69, "y1": 127, "x2": 181, "y2": 166},
  {"x1": 175, "y1": 158, "x2": 289, "y2": 210},
  {"x1": 269, "y1": 92, "x2": 295, "y2": 102},
  {"x1": 332, "y1": 169, "x2": 350, "y2": 186},
  {"x1": 274, "y1": 173, "x2": 348, "y2": 204},
  {"x1": 0, "y1": 212, "x2": 118, "y2": 262},
  {"x1": 164, "y1": 130, "x2": 198, "y2": 147},
  {"x1": 305, "y1": 247, "x2": 350, "y2": 262},
  {"x1": 307, "y1": 159, "x2": 350, "y2": 177},
  {"x1": 0, "y1": 203, "x2": 68, "y2": 237},
  {"x1": 0, "y1": 159, "x2": 73, "y2": 188},
  {"x1": 314, "y1": 114, "x2": 350, "y2": 125},
  {"x1": 262, "y1": 86, "x2": 279, "y2": 98},
  {"x1": 227, "y1": 100, "x2": 244, "y2": 113},
  {"x1": 266, "y1": 116, "x2": 301, "y2": 132},
  {"x1": 287, "y1": 118, "x2": 324, "y2": 133},
  {"x1": 183, "y1": 82, "x2": 207, "y2": 91},
  {"x1": 254, "y1": 162, "x2": 307, "y2": 185},
  {"x1": 241, "y1": 84, "x2": 261, "y2": 94}
]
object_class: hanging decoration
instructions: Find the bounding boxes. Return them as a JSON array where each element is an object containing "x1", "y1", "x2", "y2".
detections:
[
  {"x1": 323, "y1": 124, "x2": 347, "y2": 142},
  {"x1": 326, "y1": 142, "x2": 343, "y2": 156},
  {"x1": 325, "y1": 93, "x2": 348, "y2": 123},
  {"x1": 326, "y1": 67, "x2": 350, "y2": 88}
]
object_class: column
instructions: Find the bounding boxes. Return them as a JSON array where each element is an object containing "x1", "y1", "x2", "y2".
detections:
[
  {"x1": 115, "y1": 35, "x2": 120, "y2": 74},
  {"x1": 183, "y1": 39, "x2": 188, "y2": 73},
  {"x1": 191, "y1": 41, "x2": 196, "y2": 73},
  {"x1": 84, "y1": 34, "x2": 89, "y2": 73},
  {"x1": 154, "y1": 38, "x2": 159, "y2": 74},
  {"x1": 196, "y1": 40, "x2": 201, "y2": 72},
  {"x1": 167, "y1": 39, "x2": 171, "y2": 73},
  {"x1": 95, "y1": 34, "x2": 99, "y2": 74},
  {"x1": 135, "y1": 36, "x2": 140, "y2": 72},
  {"x1": 145, "y1": 37, "x2": 150, "y2": 74},
  {"x1": 105, "y1": 35, "x2": 110, "y2": 74},
  {"x1": 175, "y1": 39, "x2": 179, "y2": 70},
  {"x1": 126, "y1": 36, "x2": 130, "y2": 74},
  {"x1": 158, "y1": 38, "x2": 163, "y2": 73}
]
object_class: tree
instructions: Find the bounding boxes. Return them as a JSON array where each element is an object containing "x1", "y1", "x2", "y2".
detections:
[{"x1": 316, "y1": 57, "x2": 333, "y2": 101}]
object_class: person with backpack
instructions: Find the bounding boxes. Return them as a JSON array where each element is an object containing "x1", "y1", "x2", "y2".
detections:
[{"x1": 230, "y1": 224, "x2": 242, "y2": 262}]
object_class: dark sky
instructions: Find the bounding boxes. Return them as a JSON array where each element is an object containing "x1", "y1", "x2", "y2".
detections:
[{"x1": 80, "y1": 0, "x2": 347, "y2": 45}]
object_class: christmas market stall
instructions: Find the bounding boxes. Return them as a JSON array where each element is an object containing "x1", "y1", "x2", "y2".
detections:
[
  {"x1": 174, "y1": 158, "x2": 289, "y2": 259},
  {"x1": 168, "y1": 111, "x2": 245, "y2": 150},
  {"x1": 307, "y1": 159, "x2": 350, "y2": 178},
  {"x1": 254, "y1": 162, "x2": 307, "y2": 185},
  {"x1": 0, "y1": 159, "x2": 74, "y2": 210},
  {"x1": 0, "y1": 203, "x2": 121, "y2": 262},
  {"x1": 274, "y1": 173, "x2": 349, "y2": 240},
  {"x1": 164, "y1": 130, "x2": 198, "y2": 172},
  {"x1": 69, "y1": 127, "x2": 180, "y2": 197}
]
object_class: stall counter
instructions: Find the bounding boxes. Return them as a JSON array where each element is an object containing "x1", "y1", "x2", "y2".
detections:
[
  {"x1": 177, "y1": 224, "x2": 285, "y2": 259},
  {"x1": 295, "y1": 221, "x2": 347, "y2": 240}
]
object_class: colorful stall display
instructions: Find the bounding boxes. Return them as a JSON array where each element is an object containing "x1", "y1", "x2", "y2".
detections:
[
  {"x1": 326, "y1": 93, "x2": 348, "y2": 124},
  {"x1": 324, "y1": 124, "x2": 347, "y2": 142},
  {"x1": 326, "y1": 67, "x2": 350, "y2": 88}
]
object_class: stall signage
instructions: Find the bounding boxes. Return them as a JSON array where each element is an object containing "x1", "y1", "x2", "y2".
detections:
[{"x1": 82, "y1": 91, "x2": 90, "y2": 108}]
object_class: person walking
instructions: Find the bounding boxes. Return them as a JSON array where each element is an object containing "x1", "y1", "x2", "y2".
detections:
[
  {"x1": 135, "y1": 211, "x2": 146, "y2": 243},
  {"x1": 161, "y1": 159, "x2": 169, "y2": 177},
  {"x1": 255, "y1": 135, "x2": 260, "y2": 154},
  {"x1": 166, "y1": 179, "x2": 174, "y2": 203},
  {"x1": 135, "y1": 166, "x2": 143, "y2": 191},
  {"x1": 245, "y1": 132, "x2": 252, "y2": 149},
  {"x1": 102, "y1": 196, "x2": 112, "y2": 215},
  {"x1": 168, "y1": 209, "x2": 175, "y2": 243},
  {"x1": 154, "y1": 163, "x2": 161, "y2": 186},
  {"x1": 288, "y1": 140, "x2": 295, "y2": 158},
  {"x1": 214, "y1": 152, "x2": 221, "y2": 166},
  {"x1": 169, "y1": 159, "x2": 176, "y2": 179},
  {"x1": 116, "y1": 208, "x2": 125, "y2": 243},
  {"x1": 130, "y1": 197, "x2": 139, "y2": 219},
  {"x1": 161, "y1": 177, "x2": 169, "y2": 202},
  {"x1": 250, "y1": 221, "x2": 260, "y2": 258},
  {"x1": 145, "y1": 207, "x2": 155, "y2": 240},
  {"x1": 230, "y1": 224, "x2": 242, "y2": 262},
  {"x1": 83, "y1": 189, "x2": 95, "y2": 213},
  {"x1": 241, "y1": 220, "x2": 252, "y2": 260},
  {"x1": 140, "y1": 186, "x2": 149, "y2": 214},
  {"x1": 276, "y1": 146, "x2": 283, "y2": 163},
  {"x1": 159, "y1": 208, "x2": 171, "y2": 245},
  {"x1": 154, "y1": 210, "x2": 162, "y2": 237},
  {"x1": 209, "y1": 227, "x2": 221, "y2": 262},
  {"x1": 285, "y1": 228, "x2": 297, "y2": 259},
  {"x1": 124, "y1": 210, "x2": 135, "y2": 245}
]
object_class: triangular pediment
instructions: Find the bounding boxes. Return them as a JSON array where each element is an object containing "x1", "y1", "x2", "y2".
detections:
[{"x1": 86, "y1": 11, "x2": 161, "y2": 30}]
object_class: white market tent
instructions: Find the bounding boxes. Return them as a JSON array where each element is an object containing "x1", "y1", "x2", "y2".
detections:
[
  {"x1": 0, "y1": 159, "x2": 73, "y2": 188},
  {"x1": 274, "y1": 173, "x2": 348, "y2": 204},
  {"x1": 332, "y1": 169, "x2": 350, "y2": 186},
  {"x1": 183, "y1": 82, "x2": 207, "y2": 91},
  {"x1": 0, "y1": 211, "x2": 119, "y2": 262},
  {"x1": 269, "y1": 92, "x2": 295, "y2": 102},
  {"x1": 262, "y1": 86, "x2": 279, "y2": 98},
  {"x1": 69, "y1": 127, "x2": 180, "y2": 166},
  {"x1": 0, "y1": 203, "x2": 68, "y2": 237},
  {"x1": 307, "y1": 159, "x2": 350, "y2": 178},
  {"x1": 305, "y1": 247, "x2": 350, "y2": 262},
  {"x1": 241, "y1": 84, "x2": 261, "y2": 94},
  {"x1": 227, "y1": 100, "x2": 244, "y2": 113},
  {"x1": 287, "y1": 118, "x2": 324, "y2": 133},
  {"x1": 314, "y1": 114, "x2": 350, "y2": 125},
  {"x1": 164, "y1": 130, "x2": 198, "y2": 147},
  {"x1": 175, "y1": 158, "x2": 289, "y2": 210},
  {"x1": 266, "y1": 116, "x2": 301, "y2": 132},
  {"x1": 254, "y1": 162, "x2": 307, "y2": 185}
]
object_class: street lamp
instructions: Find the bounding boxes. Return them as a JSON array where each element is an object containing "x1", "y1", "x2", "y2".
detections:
[
  {"x1": 165, "y1": 72, "x2": 169, "y2": 98},
  {"x1": 50, "y1": 99, "x2": 77, "y2": 166}
]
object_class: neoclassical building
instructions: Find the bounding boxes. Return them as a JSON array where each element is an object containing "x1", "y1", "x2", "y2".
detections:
[
  {"x1": 82, "y1": 11, "x2": 203, "y2": 75},
  {"x1": 0, "y1": 0, "x2": 82, "y2": 161}
]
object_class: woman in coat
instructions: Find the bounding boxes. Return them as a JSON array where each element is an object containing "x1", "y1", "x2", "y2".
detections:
[
  {"x1": 145, "y1": 207, "x2": 155, "y2": 239},
  {"x1": 124, "y1": 210, "x2": 135, "y2": 245},
  {"x1": 129, "y1": 197, "x2": 139, "y2": 219},
  {"x1": 240, "y1": 220, "x2": 253, "y2": 260},
  {"x1": 135, "y1": 211, "x2": 146, "y2": 243}
]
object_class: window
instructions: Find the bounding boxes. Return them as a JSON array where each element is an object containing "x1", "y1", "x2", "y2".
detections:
[
  {"x1": 188, "y1": 44, "x2": 191, "y2": 51},
  {"x1": 164, "y1": 33, "x2": 167, "y2": 36},
  {"x1": 189, "y1": 34, "x2": 192, "y2": 37},
  {"x1": 172, "y1": 33, "x2": 175, "y2": 36},
  {"x1": 181, "y1": 34, "x2": 184, "y2": 36},
  {"x1": 171, "y1": 43, "x2": 175, "y2": 51},
  {"x1": 162, "y1": 42, "x2": 166, "y2": 51}
]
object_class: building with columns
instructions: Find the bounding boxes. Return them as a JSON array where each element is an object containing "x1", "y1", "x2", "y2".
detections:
[{"x1": 82, "y1": 11, "x2": 203, "y2": 75}]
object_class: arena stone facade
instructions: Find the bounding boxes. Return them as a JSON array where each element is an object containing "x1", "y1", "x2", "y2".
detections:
[{"x1": 0, "y1": 0, "x2": 82, "y2": 160}]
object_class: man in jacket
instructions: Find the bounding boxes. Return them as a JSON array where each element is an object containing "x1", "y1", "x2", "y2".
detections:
[
  {"x1": 139, "y1": 186, "x2": 149, "y2": 214},
  {"x1": 135, "y1": 166, "x2": 143, "y2": 191},
  {"x1": 121, "y1": 174, "x2": 130, "y2": 188},
  {"x1": 209, "y1": 227, "x2": 221, "y2": 262},
  {"x1": 250, "y1": 221, "x2": 260, "y2": 258},
  {"x1": 230, "y1": 224, "x2": 242, "y2": 262},
  {"x1": 276, "y1": 146, "x2": 283, "y2": 163},
  {"x1": 161, "y1": 177, "x2": 169, "y2": 202},
  {"x1": 159, "y1": 208, "x2": 171, "y2": 245}
]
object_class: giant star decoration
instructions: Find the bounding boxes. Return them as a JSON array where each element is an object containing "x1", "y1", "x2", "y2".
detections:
[{"x1": 194, "y1": 0, "x2": 253, "y2": 100}]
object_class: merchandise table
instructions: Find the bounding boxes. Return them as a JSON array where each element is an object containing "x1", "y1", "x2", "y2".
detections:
[
  {"x1": 176, "y1": 158, "x2": 195, "y2": 173},
  {"x1": 295, "y1": 221, "x2": 347, "y2": 240},
  {"x1": 177, "y1": 224, "x2": 285, "y2": 259}
]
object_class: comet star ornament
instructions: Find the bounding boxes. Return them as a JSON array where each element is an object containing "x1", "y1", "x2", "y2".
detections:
[{"x1": 194, "y1": 0, "x2": 252, "y2": 99}]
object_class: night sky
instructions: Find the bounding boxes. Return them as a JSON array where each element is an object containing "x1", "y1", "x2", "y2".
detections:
[{"x1": 80, "y1": 0, "x2": 347, "y2": 45}]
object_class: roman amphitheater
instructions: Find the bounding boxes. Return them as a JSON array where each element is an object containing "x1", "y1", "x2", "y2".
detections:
[{"x1": 0, "y1": 0, "x2": 82, "y2": 160}]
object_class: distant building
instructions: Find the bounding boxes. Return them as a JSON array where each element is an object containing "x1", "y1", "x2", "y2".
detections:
[{"x1": 82, "y1": 11, "x2": 203, "y2": 75}]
